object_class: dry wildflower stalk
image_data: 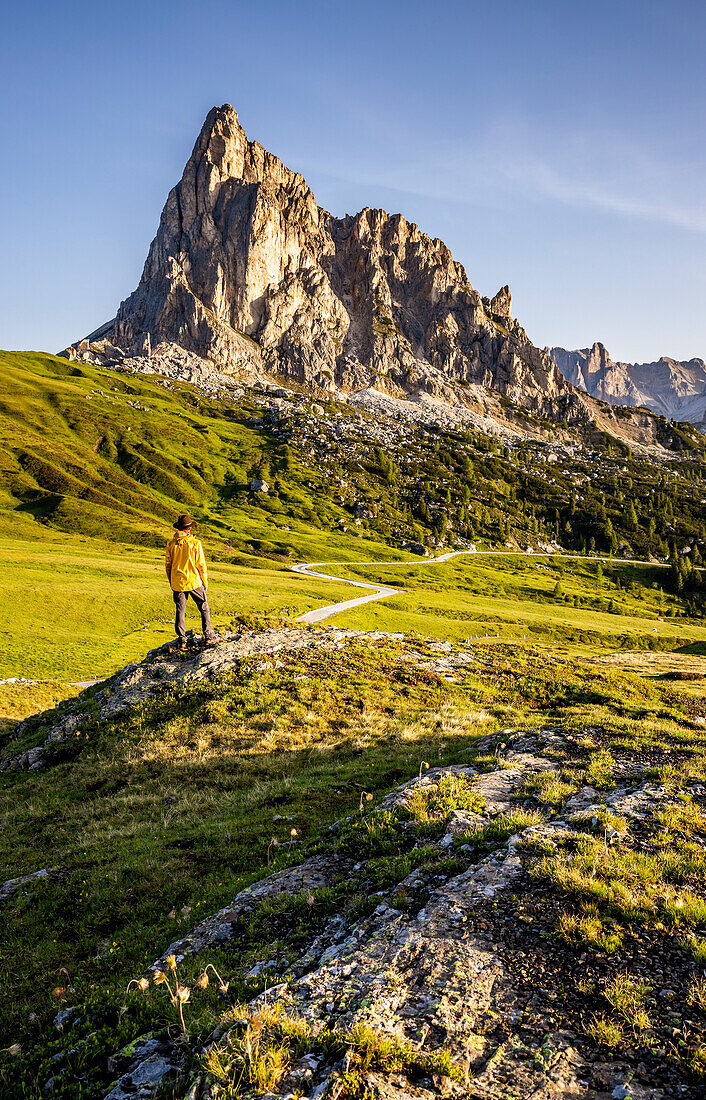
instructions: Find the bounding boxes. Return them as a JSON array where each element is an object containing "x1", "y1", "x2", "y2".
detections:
[
  {"x1": 152, "y1": 957, "x2": 191, "y2": 1036},
  {"x1": 122, "y1": 957, "x2": 229, "y2": 1036},
  {"x1": 201, "y1": 962, "x2": 229, "y2": 993},
  {"x1": 120, "y1": 976, "x2": 150, "y2": 1016}
]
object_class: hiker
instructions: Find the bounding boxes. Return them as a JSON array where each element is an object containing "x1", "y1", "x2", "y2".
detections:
[{"x1": 165, "y1": 514, "x2": 217, "y2": 650}]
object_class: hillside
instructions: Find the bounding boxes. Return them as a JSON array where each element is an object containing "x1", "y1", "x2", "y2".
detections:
[
  {"x1": 5, "y1": 350, "x2": 706, "y2": 572},
  {"x1": 0, "y1": 349, "x2": 358, "y2": 557},
  {"x1": 4, "y1": 341, "x2": 706, "y2": 1097},
  {"x1": 6, "y1": 347, "x2": 706, "y2": 686},
  {"x1": 2, "y1": 628, "x2": 706, "y2": 1098}
]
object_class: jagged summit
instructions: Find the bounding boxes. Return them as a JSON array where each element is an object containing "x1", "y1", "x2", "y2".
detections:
[
  {"x1": 65, "y1": 104, "x2": 585, "y2": 421},
  {"x1": 551, "y1": 342, "x2": 706, "y2": 424}
]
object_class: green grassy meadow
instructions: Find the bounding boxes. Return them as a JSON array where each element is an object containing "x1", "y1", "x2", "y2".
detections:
[
  {"x1": 0, "y1": 639, "x2": 488, "y2": 1087},
  {"x1": 4, "y1": 347, "x2": 706, "y2": 693},
  {"x1": 0, "y1": 348, "x2": 413, "y2": 695},
  {"x1": 5, "y1": 536, "x2": 706, "y2": 700},
  {"x1": 0, "y1": 349, "x2": 409, "y2": 563},
  {"x1": 335, "y1": 553, "x2": 706, "y2": 653}
]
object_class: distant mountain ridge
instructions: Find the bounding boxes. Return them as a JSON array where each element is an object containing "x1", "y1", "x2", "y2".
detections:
[{"x1": 550, "y1": 343, "x2": 706, "y2": 425}]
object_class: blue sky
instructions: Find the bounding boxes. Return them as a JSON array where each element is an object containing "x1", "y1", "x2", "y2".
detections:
[{"x1": 1, "y1": 0, "x2": 704, "y2": 363}]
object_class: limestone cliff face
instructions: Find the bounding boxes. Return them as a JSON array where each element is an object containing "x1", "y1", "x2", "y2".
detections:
[
  {"x1": 551, "y1": 343, "x2": 706, "y2": 424},
  {"x1": 67, "y1": 105, "x2": 581, "y2": 418}
]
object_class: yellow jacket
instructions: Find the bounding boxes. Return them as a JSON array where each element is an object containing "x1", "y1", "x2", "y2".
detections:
[{"x1": 165, "y1": 532, "x2": 208, "y2": 592}]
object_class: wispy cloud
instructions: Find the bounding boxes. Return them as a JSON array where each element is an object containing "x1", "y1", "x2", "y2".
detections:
[
  {"x1": 495, "y1": 136, "x2": 706, "y2": 234},
  {"x1": 296, "y1": 119, "x2": 706, "y2": 236}
]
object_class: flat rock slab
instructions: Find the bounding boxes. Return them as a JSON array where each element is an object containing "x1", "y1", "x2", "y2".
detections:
[
  {"x1": 473, "y1": 752, "x2": 556, "y2": 815},
  {"x1": 606, "y1": 782, "x2": 673, "y2": 819},
  {"x1": 104, "y1": 1042, "x2": 181, "y2": 1100}
]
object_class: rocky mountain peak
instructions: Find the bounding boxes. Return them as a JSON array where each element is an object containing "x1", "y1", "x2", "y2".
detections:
[
  {"x1": 489, "y1": 284, "x2": 512, "y2": 319},
  {"x1": 193, "y1": 102, "x2": 242, "y2": 172},
  {"x1": 64, "y1": 106, "x2": 604, "y2": 425}
]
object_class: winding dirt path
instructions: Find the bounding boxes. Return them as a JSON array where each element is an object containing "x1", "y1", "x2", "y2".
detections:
[{"x1": 292, "y1": 549, "x2": 670, "y2": 625}]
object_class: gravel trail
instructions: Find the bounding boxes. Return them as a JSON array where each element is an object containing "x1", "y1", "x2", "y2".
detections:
[{"x1": 292, "y1": 549, "x2": 669, "y2": 624}]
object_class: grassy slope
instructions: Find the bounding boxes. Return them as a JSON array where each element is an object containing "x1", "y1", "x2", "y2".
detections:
[
  {"x1": 6, "y1": 534, "x2": 706, "y2": 690},
  {"x1": 4, "y1": 350, "x2": 706, "y2": 687},
  {"x1": 0, "y1": 350, "x2": 413, "y2": 686},
  {"x1": 321, "y1": 554, "x2": 706, "y2": 653},
  {"x1": 0, "y1": 640, "x2": 476, "y2": 1079},
  {"x1": 0, "y1": 350, "x2": 409, "y2": 563},
  {"x1": 2, "y1": 639, "x2": 706, "y2": 1095}
]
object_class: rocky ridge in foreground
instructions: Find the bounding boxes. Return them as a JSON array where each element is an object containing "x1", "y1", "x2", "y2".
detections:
[
  {"x1": 0, "y1": 627, "x2": 406, "y2": 772},
  {"x1": 102, "y1": 722, "x2": 689, "y2": 1100},
  {"x1": 5, "y1": 633, "x2": 706, "y2": 1099}
]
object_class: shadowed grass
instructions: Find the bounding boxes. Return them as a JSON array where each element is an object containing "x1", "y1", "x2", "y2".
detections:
[{"x1": 2, "y1": 637, "x2": 705, "y2": 1097}]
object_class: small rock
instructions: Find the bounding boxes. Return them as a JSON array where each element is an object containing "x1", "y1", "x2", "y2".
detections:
[
  {"x1": 54, "y1": 1007, "x2": 79, "y2": 1031},
  {"x1": 103, "y1": 1054, "x2": 180, "y2": 1100}
]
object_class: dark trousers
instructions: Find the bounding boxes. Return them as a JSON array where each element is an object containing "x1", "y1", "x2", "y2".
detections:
[{"x1": 173, "y1": 585, "x2": 214, "y2": 643}]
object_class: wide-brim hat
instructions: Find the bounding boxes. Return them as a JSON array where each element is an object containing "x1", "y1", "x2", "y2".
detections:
[{"x1": 173, "y1": 513, "x2": 194, "y2": 530}]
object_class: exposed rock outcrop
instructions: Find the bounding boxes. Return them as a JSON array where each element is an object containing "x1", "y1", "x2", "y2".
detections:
[
  {"x1": 64, "y1": 105, "x2": 585, "y2": 422},
  {"x1": 551, "y1": 342, "x2": 706, "y2": 424},
  {"x1": 111, "y1": 726, "x2": 680, "y2": 1099}
]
